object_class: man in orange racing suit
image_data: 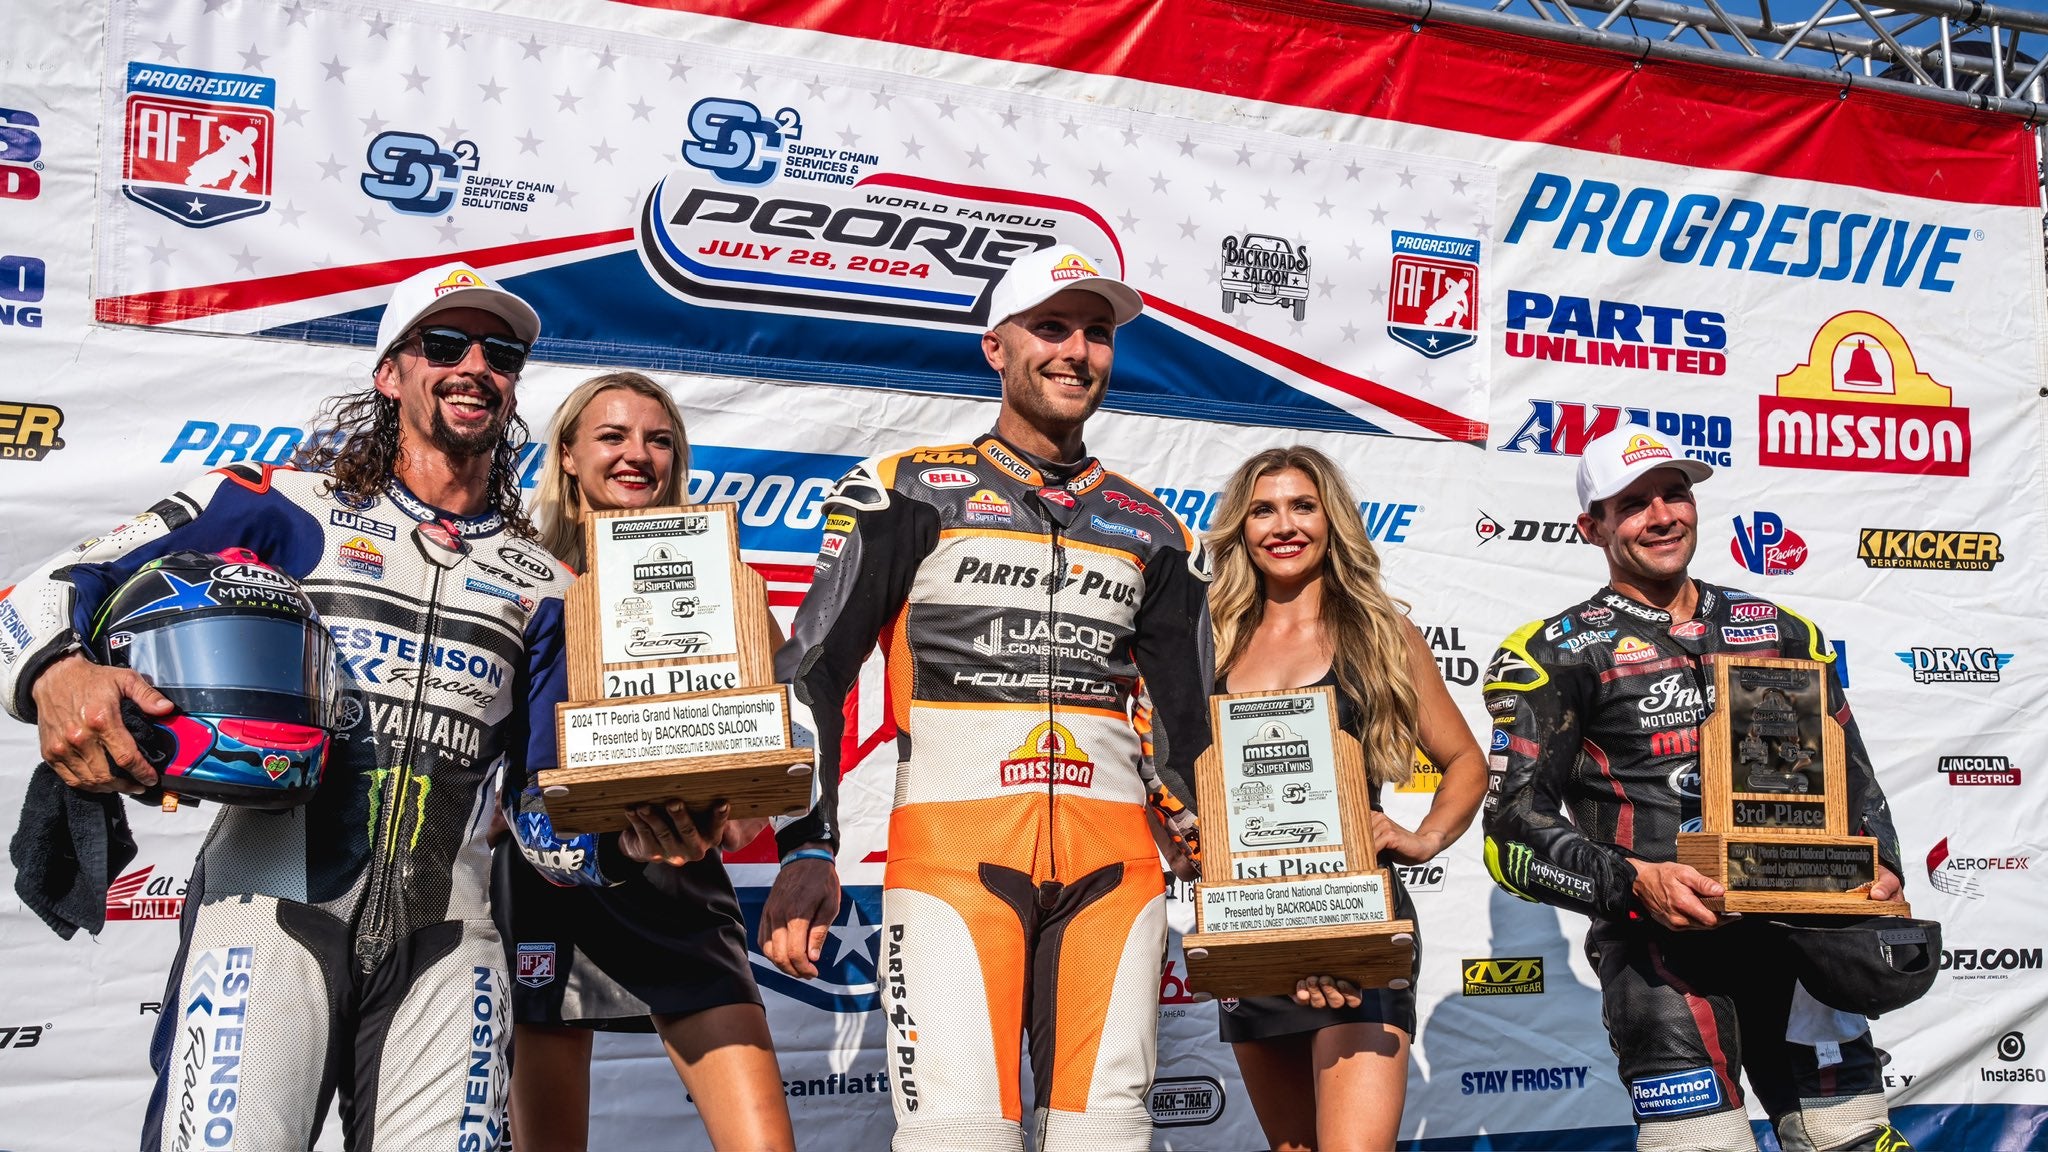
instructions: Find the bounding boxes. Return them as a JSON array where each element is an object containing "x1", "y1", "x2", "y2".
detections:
[{"x1": 759, "y1": 245, "x2": 1213, "y2": 1150}]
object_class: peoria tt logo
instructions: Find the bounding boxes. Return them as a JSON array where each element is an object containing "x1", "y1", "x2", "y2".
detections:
[
  {"x1": 1462, "y1": 956, "x2": 1544, "y2": 996},
  {"x1": 1761, "y1": 311, "x2": 1969, "y2": 477},
  {"x1": 121, "y1": 63, "x2": 274, "y2": 227},
  {"x1": 1387, "y1": 230, "x2": 1479, "y2": 358}
]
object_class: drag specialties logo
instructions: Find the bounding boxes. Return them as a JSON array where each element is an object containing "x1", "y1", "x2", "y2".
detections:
[
  {"x1": 1386, "y1": 230, "x2": 1479, "y2": 358},
  {"x1": 0, "y1": 396, "x2": 63, "y2": 459},
  {"x1": 1474, "y1": 511, "x2": 1584, "y2": 545},
  {"x1": 1926, "y1": 836, "x2": 2032, "y2": 900},
  {"x1": 1504, "y1": 290, "x2": 1726, "y2": 376},
  {"x1": 1858, "y1": 528, "x2": 2003, "y2": 571},
  {"x1": 1219, "y1": 232, "x2": 1310, "y2": 321},
  {"x1": 639, "y1": 150, "x2": 1113, "y2": 328},
  {"x1": 1897, "y1": 647, "x2": 2012, "y2": 684},
  {"x1": 1942, "y1": 945, "x2": 2041, "y2": 979},
  {"x1": 1147, "y1": 1076, "x2": 1225, "y2": 1127},
  {"x1": 1761, "y1": 312, "x2": 1970, "y2": 477},
  {"x1": 1939, "y1": 755, "x2": 2020, "y2": 786},
  {"x1": 0, "y1": 107, "x2": 41, "y2": 201},
  {"x1": 121, "y1": 63, "x2": 274, "y2": 227},
  {"x1": 105, "y1": 865, "x2": 187, "y2": 922},
  {"x1": 1497, "y1": 400, "x2": 1734, "y2": 466},
  {"x1": 1730, "y1": 512, "x2": 1807, "y2": 576},
  {"x1": 998, "y1": 721, "x2": 1096, "y2": 788},
  {"x1": 1462, "y1": 956, "x2": 1544, "y2": 996},
  {"x1": 683, "y1": 98, "x2": 805, "y2": 186}
]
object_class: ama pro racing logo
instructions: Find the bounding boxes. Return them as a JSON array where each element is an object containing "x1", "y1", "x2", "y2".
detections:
[
  {"x1": 1497, "y1": 401, "x2": 1733, "y2": 467},
  {"x1": 121, "y1": 63, "x2": 274, "y2": 227},
  {"x1": 1387, "y1": 230, "x2": 1479, "y2": 358},
  {"x1": 738, "y1": 884, "x2": 885, "y2": 1013},
  {"x1": 1762, "y1": 312, "x2": 1969, "y2": 477}
]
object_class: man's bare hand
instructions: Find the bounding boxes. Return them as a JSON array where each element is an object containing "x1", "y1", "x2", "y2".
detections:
[
  {"x1": 32, "y1": 652, "x2": 173, "y2": 793},
  {"x1": 620, "y1": 801, "x2": 716, "y2": 866},
  {"x1": 761, "y1": 854, "x2": 840, "y2": 979},
  {"x1": 1293, "y1": 975, "x2": 1363, "y2": 1009},
  {"x1": 722, "y1": 816, "x2": 771, "y2": 853},
  {"x1": 1869, "y1": 864, "x2": 1903, "y2": 902},
  {"x1": 1632, "y1": 859, "x2": 1731, "y2": 930}
]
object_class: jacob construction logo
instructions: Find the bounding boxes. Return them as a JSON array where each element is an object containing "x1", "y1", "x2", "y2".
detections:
[
  {"x1": 1761, "y1": 312, "x2": 1969, "y2": 477},
  {"x1": 1462, "y1": 956, "x2": 1544, "y2": 996}
]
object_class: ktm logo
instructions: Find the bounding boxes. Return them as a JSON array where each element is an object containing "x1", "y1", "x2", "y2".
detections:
[{"x1": 910, "y1": 449, "x2": 976, "y2": 465}]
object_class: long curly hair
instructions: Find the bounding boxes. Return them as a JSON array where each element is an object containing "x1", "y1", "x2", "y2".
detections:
[
  {"x1": 532, "y1": 372, "x2": 691, "y2": 568},
  {"x1": 1205, "y1": 446, "x2": 1420, "y2": 787},
  {"x1": 294, "y1": 378, "x2": 534, "y2": 538}
]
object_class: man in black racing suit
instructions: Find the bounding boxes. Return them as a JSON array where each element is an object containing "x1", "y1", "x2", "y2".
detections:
[
  {"x1": 1481, "y1": 427, "x2": 1909, "y2": 1152},
  {"x1": 1, "y1": 264, "x2": 568, "y2": 1151}
]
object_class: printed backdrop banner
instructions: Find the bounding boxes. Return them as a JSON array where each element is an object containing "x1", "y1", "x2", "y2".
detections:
[{"x1": 2, "y1": 0, "x2": 2046, "y2": 1149}]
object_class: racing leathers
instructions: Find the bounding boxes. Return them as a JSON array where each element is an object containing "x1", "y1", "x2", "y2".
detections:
[
  {"x1": 775, "y1": 433, "x2": 1213, "y2": 1151},
  {"x1": 0, "y1": 464, "x2": 571, "y2": 1152},
  {"x1": 1483, "y1": 582, "x2": 1905, "y2": 1151}
]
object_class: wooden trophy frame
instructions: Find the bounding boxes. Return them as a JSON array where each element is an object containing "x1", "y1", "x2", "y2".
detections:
[
  {"x1": 1675, "y1": 656, "x2": 1908, "y2": 916},
  {"x1": 539, "y1": 504, "x2": 814, "y2": 833},
  {"x1": 1180, "y1": 686, "x2": 1417, "y2": 997}
]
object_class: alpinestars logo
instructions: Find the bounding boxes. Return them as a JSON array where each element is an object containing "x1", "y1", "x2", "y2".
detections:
[{"x1": 121, "y1": 63, "x2": 274, "y2": 227}]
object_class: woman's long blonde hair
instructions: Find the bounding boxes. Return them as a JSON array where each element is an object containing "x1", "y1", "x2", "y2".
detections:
[
  {"x1": 1206, "y1": 446, "x2": 1420, "y2": 787},
  {"x1": 532, "y1": 372, "x2": 690, "y2": 569}
]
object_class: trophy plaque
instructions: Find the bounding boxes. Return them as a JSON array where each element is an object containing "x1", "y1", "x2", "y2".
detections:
[
  {"x1": 1675, "y1": 656, "x2": 1909, "y2": 916},
  {"x1": 539, "y1": 504, "x2": 814, "y2": 833},
  {"x1": 1180, "y1": 687, "x2": 1417, "y2": 998}
]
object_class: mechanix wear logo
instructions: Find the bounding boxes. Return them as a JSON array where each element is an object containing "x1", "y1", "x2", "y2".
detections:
[
  {"x1": 1858, "y1": 528, "x2": 2003, "y2": 571},
  {"x1": 1462, "y1": 956, "x2": 1544, "y2": 996}
]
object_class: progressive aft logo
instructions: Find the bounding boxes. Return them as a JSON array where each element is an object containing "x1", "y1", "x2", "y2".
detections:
[
  {"x1": 1896, "y1": 647, "x2": 2012, "y2": 684},
  {"x1": 1730, "y1": 512, "x2": 1807, "y2": 576},
  {"x1": 122, "y1": 63, "x2": 274, "y2": 227},
  {"x1": 0, "y1": 107, "x2": 41, "y2": 201},
  {"x1": 1497, "y1": 400, "x2": 1733, "y2": 467},
  {"x1": 1461, "y1": 956, "x2": 1544, "y2": 996},
  {"x1": 1386, "y1": 230, "x2": 1479, "y2": 358},
  {"x1": 1761, "y1": 311, "x2": 1969, "y2": 477}
]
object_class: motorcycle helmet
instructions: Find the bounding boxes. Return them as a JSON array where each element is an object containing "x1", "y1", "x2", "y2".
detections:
[{"x1": 87, "y1": 549, "x2": 342, "y2": 809}]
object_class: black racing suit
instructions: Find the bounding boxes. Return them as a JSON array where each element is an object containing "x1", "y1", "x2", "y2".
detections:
[
  {"x1": 1482, "y1": 582, "x2": 1904, "y2": 1149},
  {"x1": 0, "y1": 464, "x2": 571, "y2": 1152}
]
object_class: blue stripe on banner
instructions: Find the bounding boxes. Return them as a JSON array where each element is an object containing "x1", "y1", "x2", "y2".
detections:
[
  {"x1": 258, "y1": 252, "x2": 1387, "y2": 436},
  {"x1": 1390, "y1": 1104, "x2": 2048, "y2": 1150}
]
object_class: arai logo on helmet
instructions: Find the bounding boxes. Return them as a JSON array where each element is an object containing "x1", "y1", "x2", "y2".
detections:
[{"x1": 213, "y1": 562, "x2": 292, "y2": 591}]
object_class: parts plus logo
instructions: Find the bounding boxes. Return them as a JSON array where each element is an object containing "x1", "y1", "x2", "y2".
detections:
[
  {"x1": 120, "y1": 63, "x2": 274, "y2": 227},
  {"x1": 1896, "y1": 647, "x2": 2012, "y2": 684},
  {"x1": 105, "y1": 865, "x2": 185, "y2": 921},
  {"x1": 1, "y1": 253, "x2": 44, "y2": 331},
  {"x1": 1942, "y1": 945, "x2": 2041, "y2": 980},
  {"x1": 1147, "y1": 1076, "x2": 1225, "y2": 1127},
  {"x1": 1925, "y1": 836, "x2": 2032, "y2": 900},
  {"x1": 0, "y1": 107, "x2": 41, "y2": 201},
  {"x1": 1220, "y1": 233, "x2": 1311, "y2": 321},
  {"x1": 1858, "y1": 528, "x2": 2003, "y2": 572},
  {"x1": 1386, "y1": 230, "x2": 1479, "y2": 358},
  {"x1": 1498, "y1": 400, "x2": 1734, "y2": 466},
  {"x1": 1939, "y1": 756, "x2": 2020, "y2": 787},
  {"x1": 1461, "y1": 956, "x2": 1545, "y2": 996},
  {"x1": 1730, "y1": 512, "x2": 1807, "y2": 576},
  {"x1": 1761, "y1": 312, "x2": 1969, "y2": 477},
  {"x1": 1505, "y1": 291, "x2": 1725, "y2": 376},
  {"x1": 0, "y1": 397, "x2": 62, "y2": 460}
]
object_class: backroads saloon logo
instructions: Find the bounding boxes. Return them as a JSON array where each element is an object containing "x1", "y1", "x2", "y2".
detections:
[
  {"x1": 1219, "y1": 233, "x2": 1310, "y2": 321},
  {"x1": 1386, "y1": 230, "x2": 1479, "y2": 359},
  {"x1": 121, "y1": 63, "x2": 274, "y2": 227},
  {"x1": 1760, "y1": 311, "x2": 1969, "y2": 477}
]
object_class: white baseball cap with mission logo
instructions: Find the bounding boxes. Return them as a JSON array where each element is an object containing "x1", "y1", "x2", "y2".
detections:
[
  {"x1": 987, "y1": 245, "x2": 1143, "y2": 330},
  {"x1": 373, "y1": 262, "x2": 542, "y2": 363},
  {"x1": 1576, "y1": 427, "x2": 1714, "y2": 512}
]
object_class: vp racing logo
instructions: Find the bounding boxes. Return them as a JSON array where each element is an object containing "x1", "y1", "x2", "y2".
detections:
[
  {"x1": 639, "y1": 115, "x2": 1121, "y2": 328},
  {"x1": 121, "y1": 63, "x2": 274, "y2": 227}
]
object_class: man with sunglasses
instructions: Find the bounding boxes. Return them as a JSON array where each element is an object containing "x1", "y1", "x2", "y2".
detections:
[{"x1": 1, "y1": 262, "x2": 571, "y2": 1150}]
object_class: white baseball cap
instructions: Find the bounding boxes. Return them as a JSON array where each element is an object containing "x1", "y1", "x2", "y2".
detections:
[
  {"x1": 372, "y1": 262, "x2": 542, "y2": 364},
  {"x1": 987, "y1": 246, "x2": 1142, "y2": 329},
  {"x1": 1576, "y1": 426, "x2": 1714, "y2": 513}
]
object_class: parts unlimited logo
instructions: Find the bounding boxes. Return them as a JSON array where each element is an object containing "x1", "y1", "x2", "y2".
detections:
[
  {"x1": 121, "y1": 63, "x2": 274, "y2": 227},
  {"x1": 1761, "y1": 311, "x2": 1969, "y2": 477},
  {"x1": 1504, "y1": 290, "x2": 1726, "y2": 376},
  {"x1": 1386, "y1": 230, "x2": 1479, "y2": 358},
  {"x1": 1730, "y1": 512, "x2": 1807, "y2": 576},
  {"x1": 0, "y1": 107, "x2": 42, "y2": 201}
]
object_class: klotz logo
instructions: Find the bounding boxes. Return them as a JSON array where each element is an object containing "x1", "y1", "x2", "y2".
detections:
[
  {"x1": 682, "y1": 98, "x2": 802, "y2": 186},
  {"x1": 1731, "y1": 512, "x2": 1807, "y2": 576},
  {"x1": 998, "y1": 722, "x2": 1096, "y2": 789},
  {"x1": 1761, "y1": 311, "x2": 1969, "y2": 477},
  {"x1": 121, "y1": 63, "x2": 274, "y2": 227},
  {"x1": 360, "y1": 131, "x2": 479, "y2": 216},
  {"x1": 1386, "y1": 230, "x2": 1480, "y2": 358},
  {"x1": 1219, "y1": 233, "x2": 1310, "y2": 321},
  {"x1": 0, "y1": 108, "x2": 42, "y2": 201}
]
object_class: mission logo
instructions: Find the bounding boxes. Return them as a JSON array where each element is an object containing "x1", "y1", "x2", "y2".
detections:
[{"x1": 1761, "y1": 311, "x2": 1969, "y2": 477}]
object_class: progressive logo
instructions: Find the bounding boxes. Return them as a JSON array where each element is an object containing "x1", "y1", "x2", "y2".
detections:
[
  {"x1": 1386, "y1": 230, "x2": 1479, "y2": 358},
  {"x1": 121, "y1": 63, "x2": 274, "y2": 227},
  {"x1": 1761, "y1": 312, "x2": 1969, "y2": 477}
]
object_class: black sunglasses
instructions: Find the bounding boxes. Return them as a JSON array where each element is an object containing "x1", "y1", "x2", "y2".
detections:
[{"x1": 411, "y1": 326, "x2": 530, "y2": 374}]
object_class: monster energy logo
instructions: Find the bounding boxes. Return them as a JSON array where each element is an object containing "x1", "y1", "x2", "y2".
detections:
[
  {"x1": 366, "y1": 766, "x2": 434, "y2": 852},
  {"x1": 1503, "y1": 841, "x2": 1532, "y2": 887}
]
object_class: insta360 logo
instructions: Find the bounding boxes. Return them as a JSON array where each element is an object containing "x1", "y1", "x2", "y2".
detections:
[{"x1": 1998, "y1": 1031, "x2": 2026, "y2": 1062}]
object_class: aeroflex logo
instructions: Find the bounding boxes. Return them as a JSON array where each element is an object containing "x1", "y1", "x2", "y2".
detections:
[
  {"x1": 1925, "y1": 836, "x2": 2032, "y2": 900},
  {"x1": 1761, "y1": 312, "x2": 1969, "y2": 477}
]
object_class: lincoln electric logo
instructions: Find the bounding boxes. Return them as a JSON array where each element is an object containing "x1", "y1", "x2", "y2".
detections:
[
  {"x1": 1761, "y1": 312, "x2": 1969, "y2": 477},
  {"x1": 121, "y1": 63, "x2": 274, "y2": 227}
]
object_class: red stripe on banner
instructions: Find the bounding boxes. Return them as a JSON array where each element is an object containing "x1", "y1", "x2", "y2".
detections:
[
  {"x1": 94, "y1": 229, "x2": 636, "y2": 328},
  {"x1": 749, "y1": 561, "x2": 819, "y2": 584},
  {"x1": 858, "y1": 172, "x2": 1127, "y2": 268},
  {"x1": 615, "y1": 0, "x2": 2038, "y2": 207},
  {"x1": 1144, "y1": 294, "x2": 1486, "y2": 443}
]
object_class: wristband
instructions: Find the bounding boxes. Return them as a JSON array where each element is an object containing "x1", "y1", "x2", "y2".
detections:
[{"x1": 781, "y1": 847, "x2": 835, "y2": 866}]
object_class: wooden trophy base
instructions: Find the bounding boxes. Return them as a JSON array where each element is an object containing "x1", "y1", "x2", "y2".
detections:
[
  {"x1": 1183, "y1": 919, "x2": 1418, "y2": 999},
  {"x1": 538, "y1": 752, "x2": 814, "y2": 834},
  {"x1": 1676, "y1": 831, "x2": 1911, "y2": 917}
]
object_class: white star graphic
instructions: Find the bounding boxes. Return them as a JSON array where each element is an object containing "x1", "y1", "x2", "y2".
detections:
[
  {"x1": 477, "y1": 77, "x2": 506, "y2": 103},
  {"x1": 512, "y1": 226, "x2": 537, "y2": 243},
  {"x1": 1177, "y1": 217, "x2": 1200, "y2": 240},
  {"x1": 805, "y1": 77, "x2": 831, "y2": 99},
  {"x1": 1260, "y1": 189, "x2": 1279, "y2": 209},
  {"x1": 516, "y1": 130, "x2": 543, "y2": 155},
  {"x1": 965, "y1": 146, "x2": 988, "y2": 168},
  {"x1": 316, "y1": 154, "x2": 347, "y2": 181},
  {"x1": 1117, "y1": 210, "x2": 1139, "y2": 232},
  {"x1": 935, "y1": 97, "x2": 958, "y2": 119},
  {"x1": 555, "y1": 88, "x2": 581, "y2": 112},
  {"x1": 1149, "y1": 172, "x2": 1170, "y2": 194},
  {"x1": 999, "y1": 107, "x2": 1021, "y2": 130},
  {"x1": 1089, "y1": 164, "x2": 1111, "y2": 186},
  {"x1": 401, "y1": 67, "x2": 429, "y2": 93},
  {"x1": 1344, "y1": 160, "x2": 1364, "y2": 181},
  {"x1": 276, "y1": 200, "x2": 304, "y2": 227},
  {"x1": 595, "y1": 46, "x2": 620, "y2": 70},
  {"x1": 1146, "y1": 257, "x2": 1167, "y2": 278},
  {"x1": 627, "y1": 97, "x2": 654, "y2": 121},
  {"x1": 1177, "y1": 136, "x2": 1198, "y2": 157},
  {"x1": 871, "y1": 88, "x2": 894, "y2": 109},
  {"x1": 1346, "y1": 240, "x2": 1364, "y2": 260},
  {"x1": 444, "y1": 25, "x2": 470, "y2": 49},
  {"x1": 438, "y1": 118, "x2": 466, "y2": 142},
  {"x1": 589, "y1": 138, "x2": 617, "y2": 164},
  {"x1": 359, "y1": 110, "x2": 388, "y2": 135},
  {"x1": 1289, "y1": 318, "x2": 1306, "y2": 336},
  {"x1": 356, "y1": 210, "x2": 384, "y2": 235},
  {"x1": 280, "y1": 100, "x2": 308, "y2": 128},
  {"x1": 155, "y1": 36, "x2": 185, "y2": 62},
  {"x1": 1450, "y1": 173, "x2": 1469, "y2": 195},
  {"x1": 555, "y1": 185, "x2": 579, "y2": 207},
  {"x1": 1205, "y1": 182, "x2": 1225, "y2": 202},
  {"x1": 1060, "y1": 118, "x2": 1081, "y2": 139},
  {"x1": 201, "y1": 0, "x2": 231, "y2": 12},
  {"x1": 1396, "y1": 167, "x2": 1416, "y2": 188},
  {"x1": 146, "y1": 238, "x2": 176, "y2": 265},
  {"x1": 837, "y1": 127, "x2": 862, "y2": 148},
  {"x1": 737, "y1": 67, "x2": 762, "y2": 91},
  {"x1": 1474, "y1": 220, "x2": 1492, "y2": 240},
  {"x1": 902, "y1": 137, "x2": 924, "y2": 159},
  {"x1": 1421, "y1": 211, "x2": 1441, "y2": 230},
  {"x1": 1028, "y1": 155, "x2": 1049, "y2": 178},
  {"x1": 1368, "y1": 204, "x2": 1389, "y2": 225},
  {"x1": 1315, "y1": 197, "x2": 1334, "y2": 218},
  {"x1": 1290, "y1": 152, "x2": 1311, "y2": 173},
  {"x1": 1122, "y1": 125, "x2": 1141, "y2": 146},
  {"x1": 1316, "y1": 277, "x2": 1336, "y2": 298},
  {"x1": 231, "y1": 246, "x2": 260, "y2": 274},
  {"x1": 1368, "y1": 284, "x2": 1387, "y2": 304},
  {"x1": 282, "y1": 1, "x2": 309, "y2": 25},
  {"x1": 1234, "y1": 143, "x2": 1254, "y2": 166},
  {"x1": 1341, "y1": 322, "x2": 1359, "y2": 343},
  {"x1": 366, "y1": 14, "x2": 392, "y2": 38},
  {"x1": 435, "y1": 217, "x2": 462, "y2": 244},
  {"x1": 521, "y1": 35, "x2": 546, "y2": 60},
  {"x1": 239, "y1": 43, "x2": 268, "y2": 69},
  {"x1": 322, "y1": 56, "x2": 349, "y2": 83},
  {"x1": 826, "y1": 900, "x2": 877, "y2": 967},
  {"x1": 667, "y1": 59, "x2": 692, "y2": 81}
]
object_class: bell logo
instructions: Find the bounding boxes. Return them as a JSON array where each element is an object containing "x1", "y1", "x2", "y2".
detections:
[{"x1": 1760, "y1": 312, "x2": 1969, "y2": 477}]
